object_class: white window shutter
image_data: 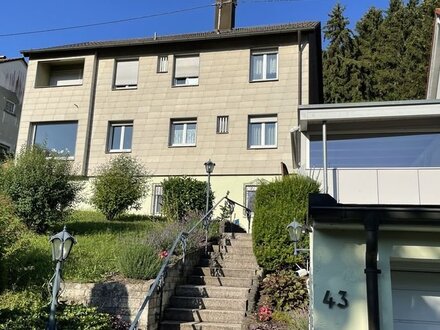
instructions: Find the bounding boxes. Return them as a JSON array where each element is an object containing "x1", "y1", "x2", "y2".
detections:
[
  {"x1": 115, "y1": 60, "x2": 139, "y2": 86},
  {"x1": 175, "y1": 56, "x2": 199, "y2": 78}
]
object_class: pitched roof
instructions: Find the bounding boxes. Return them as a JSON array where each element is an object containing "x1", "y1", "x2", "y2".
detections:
[
  {"x1": 21, "y1": 21, "x2": 319, "y2": 55},
  {"x1": 0, "y1": 57, "x2": 28, "y2": 66}
]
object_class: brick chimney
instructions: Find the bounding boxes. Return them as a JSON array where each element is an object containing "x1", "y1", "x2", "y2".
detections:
[{"x1": 215, "y1": 0, "x2": 237, "y2": 32}]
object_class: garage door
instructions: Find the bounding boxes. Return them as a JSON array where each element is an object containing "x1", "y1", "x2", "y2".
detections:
[{"x1": 392, "y1": 271, "x2": 440, "y2": 330}]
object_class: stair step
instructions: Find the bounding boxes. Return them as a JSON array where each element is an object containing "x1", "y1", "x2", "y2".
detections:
[
  {"x1": 193, "y1": 267, "x2": 257, "y2": 278},
  {"x1": 175, "y1": 285, "x2": 249, "y2": 299},
  {"x1": 163, "y1": 308, "x2": 245, "y2": 323},
  {"x1": 210, "y1": 245, "x2": 254, "y2": 254},
  {"x1": 188, "y1": 275, "x2": 253, "y2": 287},
  {"x1": 199, "y1": 258, "x2": 258, "y2": 268},
  {"x1": 169, "y1": 296, "x2": 247, "y2": 310},
  {"x1": 160, "y1": 320, "x2": 242, "y2": 330},
  {"x1": 224, "y1": 233, "x2": 252, "y2": 240},
  {"x1": 207, "y1": 252, "x2": 257, "y2": 262},
  {"x1": 225, "y1": 240, "x2": 253, "y2": 248}
]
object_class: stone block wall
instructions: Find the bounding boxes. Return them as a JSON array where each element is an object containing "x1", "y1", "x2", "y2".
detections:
[{"x1": 61, "y1": 251, "x2": 201, "y2": 329}]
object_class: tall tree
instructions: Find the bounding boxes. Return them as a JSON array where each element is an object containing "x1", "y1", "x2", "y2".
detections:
[{"x1": 323, "y1": 3, "x2": 361, "y2": 103}]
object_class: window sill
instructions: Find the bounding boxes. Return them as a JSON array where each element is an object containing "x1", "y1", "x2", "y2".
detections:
[
  {"x1": 35, "y1": 83, "x2": 84, "y2": 88},
  {"x1": 172, "y1": 84, "x2": 199, "y2": 88},
  {"x1": 168, "y1": 144, "x2": 197, "y2": 148},
  {"x1": 249, "y1": 78, "x2": 278, "y2": 83},
  {"x1": 4, "y1": 110, "x2": 16, "y2": 117},
  {"x1": 108, "y1": 149, "x2": 132, "y2": 153},
  {"x1": 113, "y1": 86, "x2": 138, "y2": 90},
  {"x1": 248, "y1": 145, "x2": 277, "y2": 150}
]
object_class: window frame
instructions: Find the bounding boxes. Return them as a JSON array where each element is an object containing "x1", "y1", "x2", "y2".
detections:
[
  {"x1": 113, "y1": 58, "x2": 139, "y2": 90},
  {"x1": 151, "y1": 184, "x2": 163, "y2": 215},
  {"x1": 250, "y1": 49, "x2": 279, "y2": 82},
  {"x1": 4, "y1": 99, "x2": 16, "y2": 115},
  {"x1": 173, "y1": 55, "x2": 200, "y2": 87},
  {"x1": 107, "y1": 122, "x2": 134, "y2": 153},
  {"x1": 216, "y1": 115, "x2": 229, "y2": 134},
  {"x1": 169, "y1": 118, "x2": 197, "y2": 147},
  {"x1": 248, "y1": 115, "x2": 278, "y2": 149},
  {"x1": 35, "y1": 59, "x2": 85, "y2": 88},
  {"x1": 157, "y1": 55, "x2": 169, "y2": 73},
  {"x1": 31, "y1": 121, "x2": 78, "y2": 159}
]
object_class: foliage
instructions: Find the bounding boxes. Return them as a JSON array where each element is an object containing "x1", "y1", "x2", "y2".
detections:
[
  {"x1": 0, "y1": 145, "x2": 82, "y2": 233},
  {"x1": 272, "y1": 310, "x2": 309, "y2": 330},
  {"x1": 259, "y1": 269, "x2": 308, "y2": 311},
  {"x1": 0, "y1": 290, "x2": 125, "y2": 330},
  {"x1": 252, "y1": 174, "x2": 319, "y2": 271},
  {"x1": 161, "y1": 176, "x2": 214, "y2": 222},
  {"x1": 118, "y1": 242, "x2": 162, "y2": 280},
  {"x1": 0, "y1": 195, "x2": 26, "y2": 258},
  {"x1": 91, "y1": 155, "x2": 151, "y2": 221},
  {"x1": 323, "y1": 0, "x2": 440, "y2": 102}
]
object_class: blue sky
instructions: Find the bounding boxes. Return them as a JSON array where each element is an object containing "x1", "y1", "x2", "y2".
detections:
[{"x1": 1, "y1": 0, "x2": 389, "y2": 58}]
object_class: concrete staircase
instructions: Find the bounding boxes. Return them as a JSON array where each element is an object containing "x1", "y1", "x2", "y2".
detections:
[{"x1": 160, "y1": 233, "x2": 260, "y2": 330}]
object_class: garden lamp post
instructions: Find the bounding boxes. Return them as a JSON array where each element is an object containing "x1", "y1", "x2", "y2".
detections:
[
  {"x1": 47, "y1": 226, "x2": 76, "y2": 330},
  {"x1": 286, "y1": 220, "x2": 309, "y2": 256},
  {"x1": 204, "y1": 159, "x2": 215, "y2": 214}
]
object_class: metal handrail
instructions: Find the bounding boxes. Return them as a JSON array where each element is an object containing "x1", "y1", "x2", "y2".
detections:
[{"x1": 129, "y1": 193, "x2": 231, "y2": 330}]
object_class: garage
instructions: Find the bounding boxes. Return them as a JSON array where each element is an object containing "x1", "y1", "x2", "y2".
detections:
[{"x1": 392, "y1": 271, "x2": 440, "y2": 330}]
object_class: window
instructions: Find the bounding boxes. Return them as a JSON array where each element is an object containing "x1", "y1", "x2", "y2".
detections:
[
  {"x1": 114, "y1": 59, "x2": 139, "y2": 89},
  {"x1": 248, "y1": 115, "x2": 277, "y2": 148},
  {"x1": 4, "y1": 100, "x2": 16, "y2": 115},
  {"x1": 35, "y1": 59, "x2": 84, "y2": 87},
  {"x1": 217, "y1": 116, "x2": 229, "y2": 134},
  {"x1": 170, "y1": 119, "x2": 197, "y2": 146},
  {"x1": 152, "y1": 185, "x2": 163, "y2": 215},
  {"x1": 108, "y1": 122, "x2": 133, "y2": 152},
  {"x1": 310, "y1": 132, "x2": 440, "y2": 168},
  {"x1": 244, "y1": 185, "x2": 258, "y2": 213},
  {"x1": 32, "y1": 122, "x2": 78, "y2": 158},
  {"x1": 157, "y1": 55, "x2": 168, "y2": 73},
  {"x1": 250, "y1": 49, "x2": 278, "y2": 81},
  {"x1": 174, "y1": 55, "x2": 199, "y2": 86}
]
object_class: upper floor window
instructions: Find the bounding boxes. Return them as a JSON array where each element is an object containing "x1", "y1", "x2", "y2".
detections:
[
  {"x1": 108, "y1": 122, "x2": 133, "y2": 152},
  {"x1": 174, "y1": 55, "x2": 199, "y2": 86},
  {"x1": 157, "y1": 55, "x2": 168, "y2": 73},
  {"x1": 114, "y1": 59, "x2": 139, "y2": 89},
  {"x1": 4, "y1": 100, "x2": 16, "y2": 115},
  {"x1": 310, "y1": 132, "x2": 440, "y2": 168},
  {"x1": 35, "y1": 59, "x2": 84, "y2": 88},
  {"x1": 170, "y1": 119, "x2": 197, "y2": 146},
  {"x1": 217, "y1": 116, "x2": 229, "y2": 134},
  {"x1": 248, "y1": 115, "x2": 277, "y2": 148},
  {"x1": 32, "y1": 122, "x2": 78, "y2": 158},
  {"x1": 250, "y1": 49, "x2": 278, "y2": 81}
]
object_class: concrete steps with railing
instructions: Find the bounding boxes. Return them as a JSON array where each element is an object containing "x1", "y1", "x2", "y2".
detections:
[{"x1": 160, "y1": 233, "x2": 260, "y2": 330}]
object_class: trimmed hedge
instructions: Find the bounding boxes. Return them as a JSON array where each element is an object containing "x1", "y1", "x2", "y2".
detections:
[{"x1": 252, "y1": 174, "x2": 320, "y2": 271}]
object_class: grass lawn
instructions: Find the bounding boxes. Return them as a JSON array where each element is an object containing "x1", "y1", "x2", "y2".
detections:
[{"x1": 6, "y1": 211, "x2": 164, "y2": 288}]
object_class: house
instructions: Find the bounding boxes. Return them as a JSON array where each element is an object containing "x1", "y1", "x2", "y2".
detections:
[
  {"x1": 0, "y1": 56, "x2": 27, "y2": 155},
  {"x1": 18, "y1": 0, "x2": 323, "y2": 228}
]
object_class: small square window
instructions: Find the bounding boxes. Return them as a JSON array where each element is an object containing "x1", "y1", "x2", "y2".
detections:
[
  {"x1": 250, "y1": 49, "x2": 278, "y2": 81},
  {"x1": 152, "y1": 185, "x2": 163, "y2": 215},
  {"x1": 217, "y1": 116, "x2": 229, "y2": 134},
  {"x1": 170, "y1": 119, "x2": 197, "y2": 146},
  {"x1": 108, "y1": 122, "x2": 133, "y2": 152},
  {"x1": 157, "y1": 55, "x2": 168, "y2": 73},
  {"x1": 4, "y1": 100, "x2": 16, "y2": 115},
  {"x1": 248, "y1": 115, "x2": 277, "y2": 148},
  {"x1": 173, "y1": 55, "x2": 199, "y2": 86},
  {"x1": 114, "y1": 59, "x2": 139, "y2": 89},
  {"x1": 244, "y1": 185, "x2": 258, "y2": 213}
]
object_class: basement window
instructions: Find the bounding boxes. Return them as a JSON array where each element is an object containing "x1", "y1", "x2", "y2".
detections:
[{"x1": 35, "y1": 59, "x2": 84, "y2": 88}]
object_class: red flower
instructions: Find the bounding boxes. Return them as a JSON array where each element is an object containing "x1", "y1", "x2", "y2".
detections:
[
  {"x1": 258, "y1": 305, "x2": 272, "y2": 321},
  {"x1": 159, "y1": 250, "x2": 169, "y2": 259}
]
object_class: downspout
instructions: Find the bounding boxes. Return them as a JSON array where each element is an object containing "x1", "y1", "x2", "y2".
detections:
[
  {"x1": 297, "y1": 30, "x2": 302, "y2": 106},
  {"x1": 322, "y1": 121, "x2": 328, "y2": 194},
  {"x1": 364, "y1": 213, "x2": 381, "y2": 330},
  {"x1": 82, "y1": 51, "x2": 99, "y2": 177}
]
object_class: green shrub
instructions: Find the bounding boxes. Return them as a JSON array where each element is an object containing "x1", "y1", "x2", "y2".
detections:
[
  {"x1": 161, "y1": 176, "x2": 213, "y2": 222},
  {"x1": 259, "y1": 269, "x2": 308, "y2": 311},
  {"x1": 0, "y1": 145, "x2": 82, "y2": 233},
  {"x1": 252, "y1": 174, "x2": 320, "y2": 271},
  {"x1": 0, "y1": 195, "x2": 26, "y2": 257},
  {"x1": 118, "y1": 242, "x2": 162, "y2": 280},
  {"x1": 272, "y1": 309, "x2": 309, "y2": 330},
  {"x1": 91, "y1": 155, "x2": 150, "y2": 221},
  {"x1": 0, "y1": 290, "x2": 116, "y2": 330}
]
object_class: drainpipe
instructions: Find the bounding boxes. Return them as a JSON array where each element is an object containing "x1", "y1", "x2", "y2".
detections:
[
  {"x1": 297, "y1": 30, "x2": 302, "y2": 106},
  {"x1": 322, "y1": 121, "x2": 328, "y2": 194},
  {"x1": 364, "y1": 213, "x2": 381, "y2": 330},
  {"x1": 82, "y1": 52, "x2": 99, "y2": 176}
]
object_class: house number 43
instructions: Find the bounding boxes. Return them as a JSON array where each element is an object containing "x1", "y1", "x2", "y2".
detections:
[{"x1": 323, "y1": 290, "x2": 349, "y2": 309}]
